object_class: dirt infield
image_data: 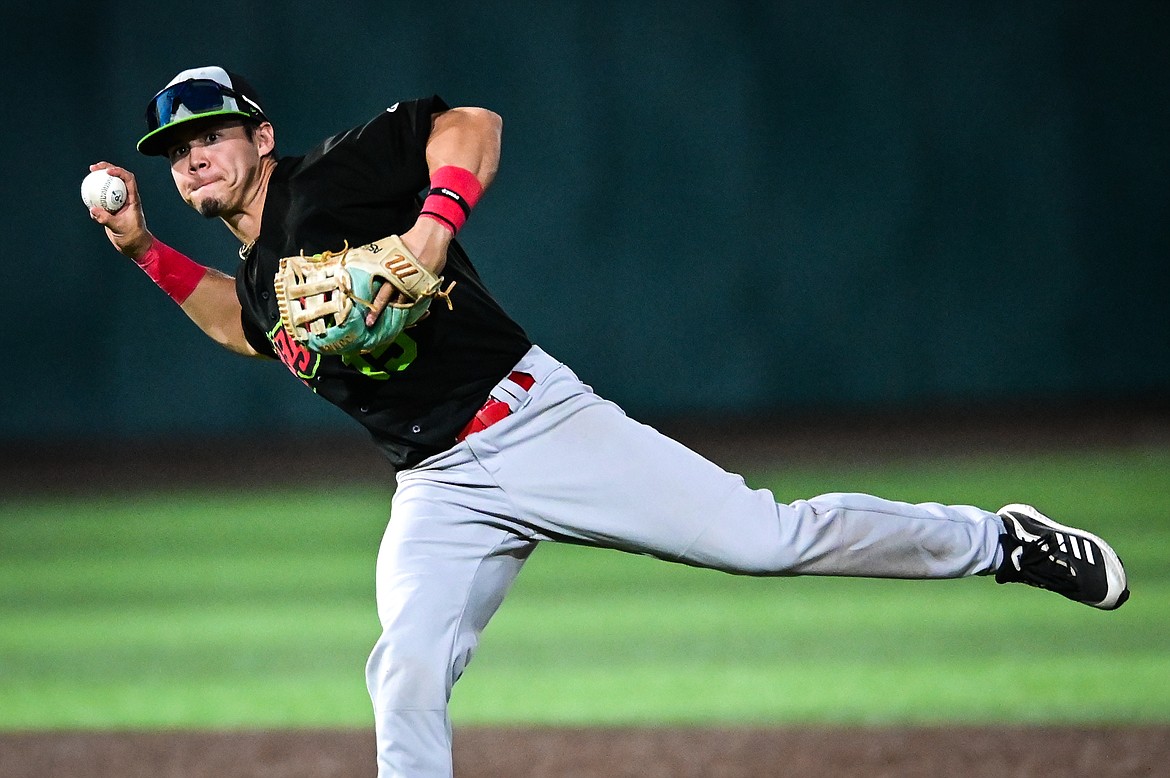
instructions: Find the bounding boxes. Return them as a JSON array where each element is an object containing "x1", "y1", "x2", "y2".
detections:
[{"x1": 2, "y1": 726, "x2": 1168, "y2": 777}]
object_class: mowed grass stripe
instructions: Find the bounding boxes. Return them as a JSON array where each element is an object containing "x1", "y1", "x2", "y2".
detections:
[{"x1": 1, "y1": 447, "x2": 1166, "y2": 729}]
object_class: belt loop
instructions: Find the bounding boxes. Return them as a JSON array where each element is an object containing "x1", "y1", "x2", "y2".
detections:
[
  {"x1": 509, "y1": 371, "x2": 535, "y2": 391},
  {"x1": 456, "y1": 370, "x2": 537, "y2": 442}
]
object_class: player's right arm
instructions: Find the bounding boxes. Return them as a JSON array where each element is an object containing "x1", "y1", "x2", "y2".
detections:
[
  {"x1": 87, "y1": 162, "x2": 260, "y2": 357},
  {"x1": 173, "y1": 269, "x2": 260, "y2": 356}
]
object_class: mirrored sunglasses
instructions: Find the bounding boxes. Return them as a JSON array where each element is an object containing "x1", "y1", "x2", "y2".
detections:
[{"x1": 145, "y1": 79, "x2": 264, "y2": 132}]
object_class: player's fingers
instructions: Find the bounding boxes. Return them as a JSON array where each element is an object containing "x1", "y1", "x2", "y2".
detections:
[
  {"x1": 102, "y1": 166, "x2": 139, "y2": 197},
  {"x1": 89, "y1": 163, "x2": 142, "y2": 206},
  {"x1": 365, "y1": 284, "x2": 396, "y2": 326}
]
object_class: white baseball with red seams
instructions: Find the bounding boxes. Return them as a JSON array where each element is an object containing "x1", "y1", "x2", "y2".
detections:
[{"x1": 81, "y1": 170, "x2": 128, "y2": 212}]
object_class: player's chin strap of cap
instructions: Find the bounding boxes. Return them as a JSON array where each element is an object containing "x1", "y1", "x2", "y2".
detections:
[{"x1": 456, "y1": 371, "x2": 535, "y2": 442}]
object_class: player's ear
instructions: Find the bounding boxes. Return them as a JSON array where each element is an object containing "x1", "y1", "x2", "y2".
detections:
[{"x1": 254, "y1": 122, "x2": 276, "y2": 157}]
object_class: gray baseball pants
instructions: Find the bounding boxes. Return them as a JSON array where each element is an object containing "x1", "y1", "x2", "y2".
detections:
[{"x1": 365, "y1": 346, "x2": 1003, "y2": 777}]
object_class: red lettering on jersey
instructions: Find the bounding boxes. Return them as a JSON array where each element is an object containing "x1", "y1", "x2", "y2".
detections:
[{"x1": 270, "y1": 326, "x2": 320, "y2": 381}]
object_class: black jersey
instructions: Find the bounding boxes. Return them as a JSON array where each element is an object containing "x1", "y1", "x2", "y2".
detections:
[{"x1": 235, "y1": 96, "x2": 532, "y2": 468}]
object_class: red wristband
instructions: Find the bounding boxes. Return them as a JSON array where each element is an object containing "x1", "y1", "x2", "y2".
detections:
[
  {"x1": 419, "y1": 166, "x2": 484, "y2": 234},
  {"x1": 134, "y1": 238, "x2": 208, "y2": 304}
]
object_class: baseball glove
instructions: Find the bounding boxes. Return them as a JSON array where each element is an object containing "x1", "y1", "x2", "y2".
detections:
[{"x1": 273, "y1": 235, "x2": 454, "y2": 355}]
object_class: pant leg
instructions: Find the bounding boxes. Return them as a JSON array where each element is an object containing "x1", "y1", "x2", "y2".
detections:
[
  {"x1": 366, "y1": 451, "x2": 537, "y2": 778},
  {"x1": 367, "y1": 346, "x2": 1002, "y2": 774},
  {"x1": 466, "y1": 349, "x2": 1002, "y2": 579}
]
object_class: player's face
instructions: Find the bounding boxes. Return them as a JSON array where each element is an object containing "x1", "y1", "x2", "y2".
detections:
[{"x1": 166, "y1": 120, "x2": 273, "y2": 219}]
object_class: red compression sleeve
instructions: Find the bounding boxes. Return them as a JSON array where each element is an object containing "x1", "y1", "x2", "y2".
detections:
[
  {"x1": 134, "y1": 238, "x2": 208, "y2": 304},
  {"x1": 419, "y1": 166, "x2": 484, "y2": 234}
]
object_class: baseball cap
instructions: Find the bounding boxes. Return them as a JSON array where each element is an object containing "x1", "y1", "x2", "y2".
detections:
[{"x1": 138, "y1": 66, "x2": 269, "y2": 156}]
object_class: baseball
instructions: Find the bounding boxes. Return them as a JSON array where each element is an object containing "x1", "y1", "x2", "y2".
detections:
[{"x1": 81, "y1": 170, "x2": 128, "y2": 213}]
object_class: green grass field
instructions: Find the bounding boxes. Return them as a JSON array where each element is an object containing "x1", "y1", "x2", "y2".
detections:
[{"x1": 1, "y1": 446, "x2": 1167, "y2": 730}]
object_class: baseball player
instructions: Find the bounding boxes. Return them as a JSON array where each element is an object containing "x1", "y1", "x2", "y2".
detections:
[{"x1": 87, "y1": 66, "x2": 1129, "y2": 778}]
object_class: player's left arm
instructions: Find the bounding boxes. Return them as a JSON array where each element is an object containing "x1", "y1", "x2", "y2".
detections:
[{"x1": 365, "y1": 106, "x2": 502, "y2": 325}]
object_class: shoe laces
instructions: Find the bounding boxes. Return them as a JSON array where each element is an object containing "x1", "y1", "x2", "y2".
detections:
[{"x1": 1004, "y1": 530, "x2": 1080, "y2": 595}]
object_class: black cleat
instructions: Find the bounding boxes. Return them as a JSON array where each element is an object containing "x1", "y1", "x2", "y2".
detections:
[{"x1": 995, "y1": 504, "x2": 1129, "y2": 610}]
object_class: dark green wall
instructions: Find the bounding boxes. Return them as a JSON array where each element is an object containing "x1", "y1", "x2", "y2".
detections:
[{"x1": 9, "y1": 1, "x2": 1168, "y2": 441}]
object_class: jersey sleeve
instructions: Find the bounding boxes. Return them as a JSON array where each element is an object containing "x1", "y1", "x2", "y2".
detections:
[
  {"x1": 234, "y1": 264, "x2": 277, "y2": 358},
  {"x1": 304, "y1": 95, "x2": 451, "y2": 201}
]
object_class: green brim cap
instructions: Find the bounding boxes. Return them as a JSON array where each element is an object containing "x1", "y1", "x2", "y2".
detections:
[
  {"x1": 137, "y1": 66, "x2": 269, "y2": 157},
  {"x1": 137, "y1": 108, "x2": 256, "y2": 156}
]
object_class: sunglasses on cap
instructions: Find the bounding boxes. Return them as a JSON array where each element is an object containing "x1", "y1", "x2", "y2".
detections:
[{"x1": 144, "y1": 78, "x2": 267, "y2": 133}]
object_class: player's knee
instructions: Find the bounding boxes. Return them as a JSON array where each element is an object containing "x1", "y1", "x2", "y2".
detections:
[
  {"x1": 682, "y1": 500, "x2": 815, "y2": 576},
  {"x1": 686, "y1": 538, "x2": 804, "y2": 576},
  {"x1": 365, "y1": 629, "x2": 451, "y2": 711},
  {"x1": 722, "y1": 547, "x2": 805, "y2": 576}
]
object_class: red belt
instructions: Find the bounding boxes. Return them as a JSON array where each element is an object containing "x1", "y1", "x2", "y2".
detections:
[{"x1": 456, "y1": 371, "x2": 535, "y2": 442}]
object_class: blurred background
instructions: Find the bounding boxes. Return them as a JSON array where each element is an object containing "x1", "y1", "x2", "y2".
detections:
[
  {"x1": 2, "y1": 5, "x2": 1169, "y2": 767},
  {"x1": 3, "y1": 0, "x2": 1168, "y2": 455}
]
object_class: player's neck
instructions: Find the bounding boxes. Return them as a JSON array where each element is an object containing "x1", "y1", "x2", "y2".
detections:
[{"x1": 222, "y1": 156, "x2": 277, "y2": 247}]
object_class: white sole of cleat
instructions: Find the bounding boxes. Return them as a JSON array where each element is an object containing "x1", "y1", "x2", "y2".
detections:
[{"x1": 999, "y1": 503, "x2": 1129, "y2": 610}]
